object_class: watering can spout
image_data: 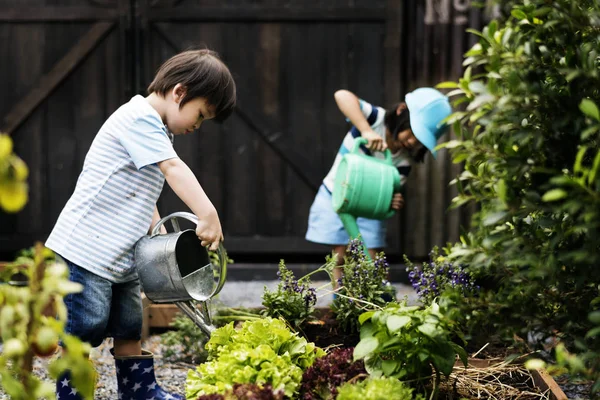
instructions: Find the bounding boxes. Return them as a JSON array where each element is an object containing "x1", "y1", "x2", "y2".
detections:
[{"x1": 338, "y1": 213, "x2": 369, "y2": 258}]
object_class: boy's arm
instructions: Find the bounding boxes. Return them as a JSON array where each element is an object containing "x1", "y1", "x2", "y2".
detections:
[
  {"x1": 149, "y1": 205, "x2": 167, "y2": 235},
  {"x1": 159, "y1": 157, "x2": 223, "y2": 250},
  {"x1": 334, "y1": 89, "x2": 386, "y2": 151}
]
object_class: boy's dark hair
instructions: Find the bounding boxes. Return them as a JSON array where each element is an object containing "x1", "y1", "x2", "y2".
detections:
[
  {"x1": 147, "y1": 49, "x2": 236, "y2": 122},
  {"x1": 384, "y1": 103, "x2": 427, "y2": 163}
]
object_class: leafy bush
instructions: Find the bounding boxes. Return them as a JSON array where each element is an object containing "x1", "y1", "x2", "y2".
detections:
[
  {"x1": 332, "y1": 239, "x2": 392, "y2": 334},
  {"x1": 262, "y1": 260, "x2": 324, "y2": 328},
  {"x1": 186, "y1": 317, "x2": 325, "y2": 399},
  {"x1": 436, "y1": 0, "x2": 600, "y2": 391},
  {"x1": 336, "y1": 376, "x2": 424, "y2": 400},
  {"x1": 353, "y1": 301, "x2": 466, "y2": 395},
  {"x1": 299, "y1": 347, "x2": 366, "y2": 400},
  {"x1": 405, "y1": 247, "x2": 479, "y2": 306},
  {"x1": 0, "y1": 244, "x2": 96, "y2": 399},
  {"x1": 0, "y1": 133, "x2": 28, "y2": 212},
  {"x1": 160, "y1": 313, "x2": 210, "y2": 364}
]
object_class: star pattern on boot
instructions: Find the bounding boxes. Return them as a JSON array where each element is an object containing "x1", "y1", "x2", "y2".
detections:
[{"x1": 129, "y1": 362, "x2": 140, "y2": 371}]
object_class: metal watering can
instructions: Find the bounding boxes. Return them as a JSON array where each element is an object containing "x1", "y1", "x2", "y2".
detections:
[
  {"x1": 134, "y1": 212, "x2": 227, "y2": 336},
  {"x1": 332, "y1": 137, "x2": 402, "y2": 257}
]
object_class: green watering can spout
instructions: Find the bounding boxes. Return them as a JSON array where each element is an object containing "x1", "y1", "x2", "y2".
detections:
[{"x1": 332, "y1": 137, "x2": 402, "y2": 259}]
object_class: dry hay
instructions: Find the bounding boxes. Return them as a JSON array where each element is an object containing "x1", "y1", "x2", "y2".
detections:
[{"x1": 440, "y1": 359, "x2": 550, "y2": 400}]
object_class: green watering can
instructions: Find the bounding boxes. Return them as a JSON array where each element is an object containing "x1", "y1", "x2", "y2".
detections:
[{"x1": 332, "y1": 137, "x2": 402, "y2": 257}]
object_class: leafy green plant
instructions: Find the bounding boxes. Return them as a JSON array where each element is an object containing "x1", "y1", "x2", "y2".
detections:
[
  {"x1": 0, "y1": 133, "x2": 28, "y2": 212},
  {"x1": 186, "y1": 317, "x2": 325, "y2": 399},
  {"x1": 434, "y1": 0, "x2": 600, "y2": 393},
  {"x1": 332, "y1": 239, "x2": 392, "y2": 334},
  {"x1": 0, "y1": 243, "x2": 96, "y2": 399},
  {"x1": 161, "y1": 307, "x2": 262, "y2": 364},
  {"x1": 160, "y1": 313, "x2": 210, "y2": 364},
  {"x1": 196, "y1": 383, "x2": 284, "y2": 400},
  {"x1": 262, "y1": 259, "x2": 334, "y2": 329},
  {"x1": 405, "y1": 247, "x2": 479, "y2": 307},
  {"x1": 299, "y1": 347, "x2": 366, "y2": 400},
  {"x1": 336, "y1": 376, "x2": 425, "y2": 400},
  {"x1": 353, "y1": 301, "x2": 467, "y2": 396}
]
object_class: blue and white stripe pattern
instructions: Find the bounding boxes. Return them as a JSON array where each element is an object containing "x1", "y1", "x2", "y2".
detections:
[
  {"x1": 322, "y1": 99, "x2": 412, "y2": 193},
  {"x1": 46, "y1": 95, "x2": 178, "y2": 283}
]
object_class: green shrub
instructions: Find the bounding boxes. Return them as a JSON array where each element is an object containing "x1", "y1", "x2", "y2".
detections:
[{"x1": 437, "y1": 0, "x2": 600, "y2": 392}]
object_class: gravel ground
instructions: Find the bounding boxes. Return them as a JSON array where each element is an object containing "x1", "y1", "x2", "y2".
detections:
[{"x1": 0, "y1": 336, "x2": 190, "y2": 400}]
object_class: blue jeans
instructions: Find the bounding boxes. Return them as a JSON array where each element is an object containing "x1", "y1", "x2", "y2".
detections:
[{"x1": 62, "y1": 257, "x2": 143, "y2": 347}]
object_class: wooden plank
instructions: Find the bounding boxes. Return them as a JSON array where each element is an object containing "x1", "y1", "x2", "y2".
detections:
[
  {"x1": 151, "y1": 23, "x2": 322, "y2": 195},
  {"x1": 146, "y1": 6, "x2": 387, "y2": 22},
  {"x1": 0, "y1": 7, "x2": 119, "y2": 22},
  {"x1": 234, "y1": 107, "x2": 322, "y2": 193},
  {"x1": 256, "y1": 24, "x2": 286, "y2": 236},
  {"x1": 531, "y1": 369, "x2": 569, "y2": 400},
  {"x1": 2, "y1": 22, "x2": 115, "y2": 135}
]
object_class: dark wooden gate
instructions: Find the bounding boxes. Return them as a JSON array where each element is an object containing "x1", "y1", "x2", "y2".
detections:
[
  {"x1": 0, "y1": 0, "x2": 485, "y2": 260},
  {"x1": 0, "y1": 0, "x2": 131, "y2": 252},
  {"x1": 138, "y1": 0, "x2": 403, "y2": 256}
]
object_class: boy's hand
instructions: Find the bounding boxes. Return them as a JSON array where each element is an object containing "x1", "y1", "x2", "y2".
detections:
[
  {"x1": 362, "y1": 130, "x2": 387, "y2": 152},
  {"x1": 390, "y1": 193, "x2": 404, "y2": 211},
  {"x1": 195, "y1": 211, "x2": 224, "y2": 251}
]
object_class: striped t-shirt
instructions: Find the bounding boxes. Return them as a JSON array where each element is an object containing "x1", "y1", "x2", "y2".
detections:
[
  {"x1": 322, "y1": 99, "x2": 412, "y2": 192},
  {"x1": 46, "y1": 95, "x2": 178, "y2": 283}
]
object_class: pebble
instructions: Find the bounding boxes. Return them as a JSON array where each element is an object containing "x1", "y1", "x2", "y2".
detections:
[{"x1": 0, "y1": 336, "x2": 190, "y2": 400}]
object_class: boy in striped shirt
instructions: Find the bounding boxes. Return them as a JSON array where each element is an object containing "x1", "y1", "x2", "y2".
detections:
[
  {"x1": 46, "y1": 49, "x2": 235, "y2": 400},
  {"x1": 306, "y1": 88, "x2": 451, "y2": 285}
]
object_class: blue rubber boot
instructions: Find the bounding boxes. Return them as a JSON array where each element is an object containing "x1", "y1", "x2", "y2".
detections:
[
  {"x1": 114, "y1": 349, "x2": 184, "y2": 400},
  {"x1": 56, "y1": 371, "x2": 85, "y2": 400}
]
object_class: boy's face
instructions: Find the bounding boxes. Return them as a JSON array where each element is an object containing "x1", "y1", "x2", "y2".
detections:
[
  {"x1": 166, "y1": 84, "x2": 216, "y2": 135},
  {"x1": 385, "y1": 104, "x2": 423, "y2": 154}
]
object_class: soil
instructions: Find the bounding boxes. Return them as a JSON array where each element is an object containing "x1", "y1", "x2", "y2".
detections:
[{"x1": 300, "y1": 310, "x2": 359, "y2": 349}]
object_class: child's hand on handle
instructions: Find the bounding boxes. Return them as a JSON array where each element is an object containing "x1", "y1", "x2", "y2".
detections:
[
  {"x1": 390, "y1": 193, "x2": 404, "y2": 211},
  {"x1": 362, "y1": 130, "x2": 388, "y2": 152},
  {"x1": 195, "y1": 210, "x2": 224, "y2": 251}
]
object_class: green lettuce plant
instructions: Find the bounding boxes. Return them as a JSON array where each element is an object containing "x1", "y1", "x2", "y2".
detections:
[
  {"x1": 336, "y1": 376, "x2": 424, "y2": 400},
  {"x1": 185, "y1": 317, "x2": 324, "y2": 399}
]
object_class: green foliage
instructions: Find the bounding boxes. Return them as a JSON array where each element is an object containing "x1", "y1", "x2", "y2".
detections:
[
  {"x1": 336, "y1": 376, "x2": 425, "y2": 400},
  {"x1": 262, "y1": 260, "x2": 326, "y2": 329},
  {"x1": 0, "y1": 244, "x2": 96, "y2": 399},
  {"x1": 160, "y1": 313, "x2": 209, "y2": 364},
  {"x1": 353, "y1": 301, "x2": 467, "y2": 395},
  {"x1": 332, "y1": 239, "x2": 392, "y2": 334},
  {"x1": 436, "y1": 0, "x2": 600, "y2": 392},
  {"x1": 405, "y1": 247, "x2": 479, "y2": 307},
  {"x1": 0, "y1": 133, "x2": 28, "y2": 213},
  {"x1": 185, "y1": 317, "x2": 325, "y2": 399}
]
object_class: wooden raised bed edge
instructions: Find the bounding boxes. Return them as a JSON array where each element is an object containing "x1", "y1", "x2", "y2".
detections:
[{"x1": 141, "y1": 299, "x2": 568, "y2": 400}]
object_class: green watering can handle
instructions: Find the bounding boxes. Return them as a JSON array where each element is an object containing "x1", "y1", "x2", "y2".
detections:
[{"x1": 352, "y1": 137, "x2": 393, "y2": 164}]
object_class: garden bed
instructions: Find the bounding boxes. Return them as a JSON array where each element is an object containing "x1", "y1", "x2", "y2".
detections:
[{"x1": 147, "y1": 302, "x2": 568, "y2": 400}]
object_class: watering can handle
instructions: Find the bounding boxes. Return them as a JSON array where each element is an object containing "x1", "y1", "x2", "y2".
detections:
[
  {"x1": 150, "y1": 211, "x2": 228, "y2": 298},
  {"x1": 352, "y1": 137, "x2": 393, "y2": 164}
]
